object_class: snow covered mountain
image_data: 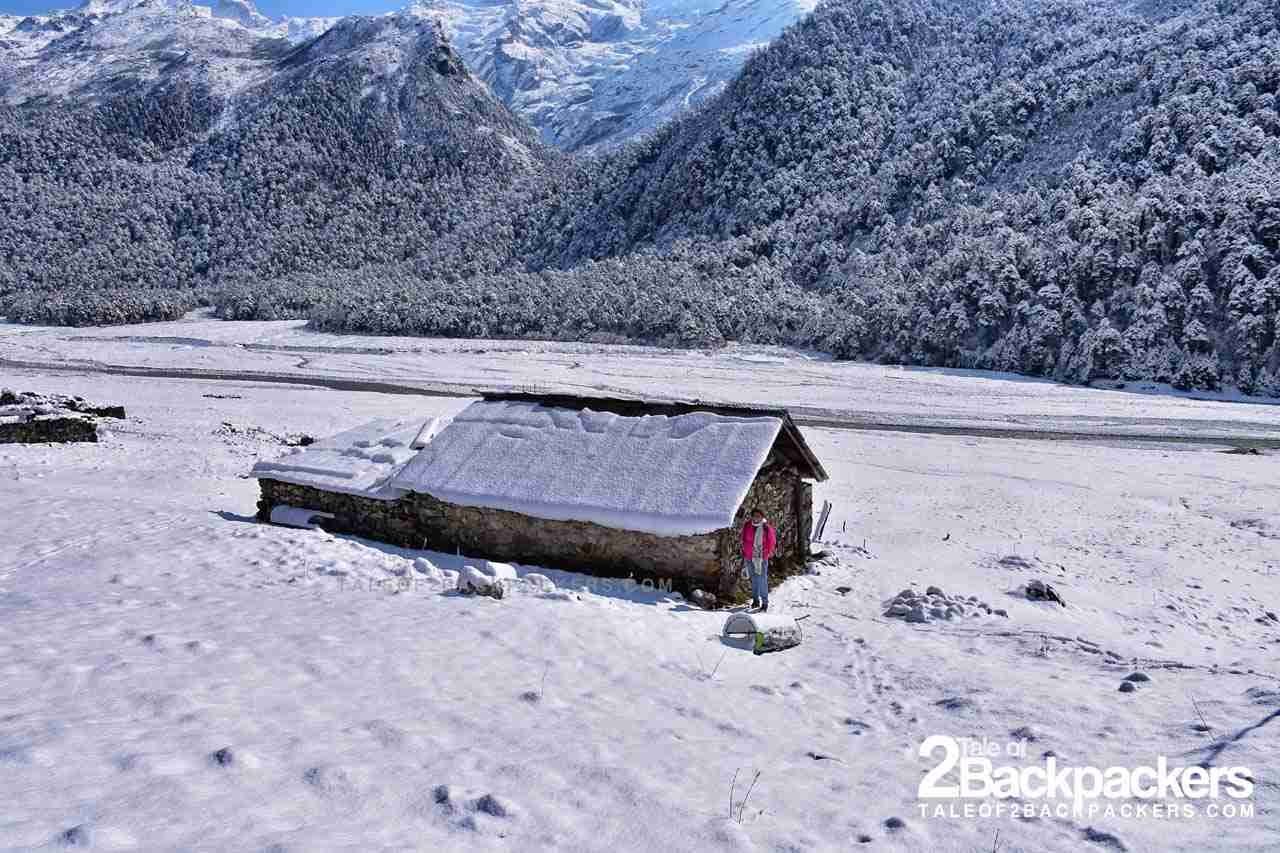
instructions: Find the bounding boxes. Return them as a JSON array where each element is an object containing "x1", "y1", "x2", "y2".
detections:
[
  {"x1": 0, "y1": 2, "x2": 549, "y2": 316},
  {"x1": 409, "y1": 0, "x2": 817, "y2": 150},
  {"x1": 0, "y1": 0, "x2": 340, "y2": 104},
  {"x1": 0, "y1": 0, "x2": 816, "y2": 150},
  {"x1": 1, "y1": 1, "x2": 273, "y2": 103}
]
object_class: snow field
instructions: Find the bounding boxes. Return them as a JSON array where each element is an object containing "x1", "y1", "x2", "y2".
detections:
[{"x1": 0, "y1": 369, "x2": 1276, "y2": 851}]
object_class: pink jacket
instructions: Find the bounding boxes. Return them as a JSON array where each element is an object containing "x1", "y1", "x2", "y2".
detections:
[{"x1": 741, "y1": 522, "x2": 777, "y2": 560}]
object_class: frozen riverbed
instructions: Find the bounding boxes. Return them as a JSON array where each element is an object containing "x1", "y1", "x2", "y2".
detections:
[{"x1": 2, "y1": 317, "x2": 1279, "y2": 444}]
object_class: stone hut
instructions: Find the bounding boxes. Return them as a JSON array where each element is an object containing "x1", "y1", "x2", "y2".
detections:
[
  {"x1": 0, "y1": 391, "x2": 124, "y2": 444},
  {"x1": 252, "y1": 393, "x2": 828, "y2": 599}
]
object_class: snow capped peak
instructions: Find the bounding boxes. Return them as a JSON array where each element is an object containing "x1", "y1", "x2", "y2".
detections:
[
  {"x1": 279, "y1": 15, "x2": 341, "y2": 43},
  {"x1": 268, "y1": 10, "x2": 480, "y2": 93},
  {"x1": 75, "y1": 0, "x2": 154, "y2": 14},
  {"x1": 73, "y1": 0, "x2": 272, "y2": 28},
  {"x1": 2, "y1": 0, "x2": 814, "y2": 152},
  {"x1": 0, "y1": 0, "x2": 287, "y2": 105},
  {"x1": 290, "y1": 11, "x2": 447, "y2": 63},
  {"x1": 205, "y1": 0, "x2": 272, "y2": 30},
  {"x1": 0, "y1": 0, "x2": 470, "y2": 109},
  {"x1": 404, "y1": 0, "x2": 815, "y2": 151}
]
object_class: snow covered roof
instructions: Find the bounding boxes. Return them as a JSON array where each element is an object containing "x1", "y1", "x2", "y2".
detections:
[
  {"x1": 479, "y1": 392, "x2": 828, "y2": 481},
  {"x1": 250, "y1": 416, "x2": 443, "y2": 500},
  {"x1": 249, "y1": 393, "x2": 826, "y2": 534},
  {"x1": 389, "y1": 396, "x2": 810, "y2": 536}
]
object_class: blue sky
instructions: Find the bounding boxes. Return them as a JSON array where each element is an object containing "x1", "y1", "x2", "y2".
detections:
[{"x1": 0, "y1": 1, "x2": 401, "y2": 16}]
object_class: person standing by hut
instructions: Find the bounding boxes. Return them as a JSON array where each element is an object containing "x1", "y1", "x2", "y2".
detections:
[{"x1": 742, "y1": 507, "x2": 776, "y2": 611}]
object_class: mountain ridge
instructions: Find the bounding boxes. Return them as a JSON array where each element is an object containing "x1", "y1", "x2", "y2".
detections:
[
  {"x1": 0, "y1": 0, "x2": 815, "y2": 151},
  {"x1": 408, "y1": 0, "x2": 816, "y2": 151}
]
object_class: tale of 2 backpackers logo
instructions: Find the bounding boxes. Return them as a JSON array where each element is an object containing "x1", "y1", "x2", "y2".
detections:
[{"x1": 916, "y1": 735, "x2": 1256, "y2": 820}]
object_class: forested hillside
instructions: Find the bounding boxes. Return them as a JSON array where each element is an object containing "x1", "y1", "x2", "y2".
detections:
[
  {"x1": 539, "y1": 0, "x2": 1280, "y2": 394},
  {"x1": 0, "y1": 12, "x2": 548, "y2": 324},
  {"x1": 2, "y1": 0, "x2": 1278, "y2": 396}
]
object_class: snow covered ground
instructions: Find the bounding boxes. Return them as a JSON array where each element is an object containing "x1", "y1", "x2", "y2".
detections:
[
  {"x1": 2, "y1": 317, "x2": 1278, "y2": 443},
  {"x1": 1, "y1": 344, "x2": 1277, "y2": 850}
]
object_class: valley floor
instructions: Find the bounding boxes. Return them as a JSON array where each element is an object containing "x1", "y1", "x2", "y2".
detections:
[
  {"x1": 2, "y1": 316, "x2": 1278, "y2": 442},
  {"x1": 1, "y1": 329, "x2": 1278, "y2": 851}
]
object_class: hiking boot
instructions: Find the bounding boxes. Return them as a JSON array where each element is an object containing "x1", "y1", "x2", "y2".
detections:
[
  {"x1": 751, "y1": 598, "x2": 760, "y2": 610},
  {"x1": 761, "y1": 602, "x2": 769, "y2": 613}
]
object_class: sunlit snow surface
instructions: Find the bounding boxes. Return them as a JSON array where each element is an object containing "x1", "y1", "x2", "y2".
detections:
[{"x1": 0, "y1": 322, "x2": 1278, "y2": 850}]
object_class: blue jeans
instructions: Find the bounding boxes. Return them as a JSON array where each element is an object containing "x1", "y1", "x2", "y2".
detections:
[{"x1": 747, "y1": 559, "x2": 769, "y2": 604}]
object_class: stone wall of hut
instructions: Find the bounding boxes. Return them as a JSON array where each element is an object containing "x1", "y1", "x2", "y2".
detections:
[
  {"x1": 259, "y1": 450, "x2": 814, "y2": 602},
  {"x1": 0, "y1": 417, "x2": 98, "y2": 444},
  {"x1": 407, "y1": 491, "x2": 723, "y2": 587},
  {"x1": 257, "y1": 479, "x2": 418, "y2": 546},
  {"x1": 715, "y1": 451, "x2": 812, "y2": 598},
  {"x1": 257, "y1": 478, "x2": 723, "y2": 591}
]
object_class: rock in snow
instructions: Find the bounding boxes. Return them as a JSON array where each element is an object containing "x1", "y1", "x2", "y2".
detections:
[
  {"x1": 57, "y1": 824, "x2": 91, "y2": 847},
  {"x1": 1026, "y1": 579, "x2": 1067, "y2": 606},
  {"x1": 884, "y1": 585, "x2": 1005, "y2": 624},
  {"x1": 521, "y1": 573, "x2": 556, "y2": 593},
  {"x1": 458, "y1": 565, "x2": 506, "y2": 599},
  {"x1": 691, "y1": 589, "x2": 718, "y2": 610},
  {"x1": 478, "y1": 561, "x2": 518, "y2": 581},
  {"x1": 413, "y1": 557, "x2": 446, "y2": 582},
  {"x1": 475, "y1": 793, "x2": 513, "y2": 818}
]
